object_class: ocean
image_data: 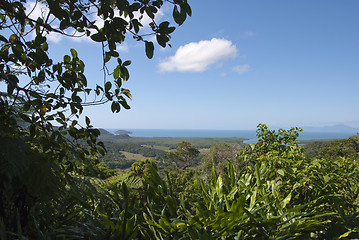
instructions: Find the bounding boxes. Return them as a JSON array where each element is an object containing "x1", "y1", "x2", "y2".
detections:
[{"x1": 107, "y1": 129, "x2": 357, "y2": 143}]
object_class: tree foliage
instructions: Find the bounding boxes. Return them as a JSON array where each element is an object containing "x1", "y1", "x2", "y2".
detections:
[
  {"x1": 201, "y1": 143, "x2": 243, "y2": 176},
  {"x1": 167, "y1": 141, "x2": 200, "y2": 169},
  {"x1": 0, "y1": 0, "x2": 191, "y2": 152},
  {"x1": 0, "y1": 0, "x2": 191, "y2": 238},
  {"x1": 92, "y1": 125, "x2": 359, "y2": 239}
]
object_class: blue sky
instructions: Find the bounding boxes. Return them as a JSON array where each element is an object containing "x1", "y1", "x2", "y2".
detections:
[{"x1": 9, "y1": 1, "x2": 359, "y2": 130}]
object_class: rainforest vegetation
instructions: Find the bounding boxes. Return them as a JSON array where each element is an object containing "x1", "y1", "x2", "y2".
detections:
[{"x1": 1, "y1": 0, "x2": 359, "y2": 239}]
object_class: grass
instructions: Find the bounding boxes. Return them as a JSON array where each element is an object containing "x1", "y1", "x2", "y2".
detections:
[
  {"x1": 141, "y1": 144, "x2": 171, "y2": 151},
  {"x1": 120, "y1": 151, "x2": 147, "y2": 161}
]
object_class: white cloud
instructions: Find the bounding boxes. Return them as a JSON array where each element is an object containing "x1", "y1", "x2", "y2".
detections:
[
  {"x1": 25, "y1": 1, "x2": 49, "y2": 20},
  {"x1": 47, "y1": 31, "x2": 62, "y2": 43},
  {"x1": 159, "y1": 38, "x2": 237, "y2": 72},
  {"x1": 245, "y1": 31, "x2": 256, "y2": 37},
  {"x1": 25, "y1": 1, "x2": 64, "y2": 43},
  {"x1": 24, "y1": 0, "x2": 165, "y2": 45},
  {"x1": 136, "y1": 8, "x2": 165, "y2": 29},
  {"x1": 117, "y1": 43, "x2": 129, "y2": 53},
  {"x1": 233, "y1": 64, "x2": 251, "y2": 74}
]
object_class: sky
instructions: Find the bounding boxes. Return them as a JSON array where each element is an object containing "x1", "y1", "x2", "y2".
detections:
[{"x1": 7, "y1": 1, "x2": 359, "y2": 130}]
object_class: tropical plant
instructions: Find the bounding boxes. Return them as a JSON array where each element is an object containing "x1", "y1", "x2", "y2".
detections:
[
  {"x1": 190, "y1": 124, "x2": 359, "y2": 239},
  {"x1": 167, "y1": 141, "x2": 200, "y2": 169},
  {"x1": 0, "y1": 0, "x2": 191, "y2": 238}
]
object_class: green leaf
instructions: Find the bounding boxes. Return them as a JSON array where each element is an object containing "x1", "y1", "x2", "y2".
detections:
[
  {"x1": 0, "y1": 34, "x2": 8, "y2": 43},
  {"x1": 70, "y1": 49, "x2": 77, "y2": 58},
  {"x1": 122, "y1": 89, "x2": 132, "y2": 100},
  {"x1": 111, "y1": 101, "x2": 120, "y2": 113},
  {"x1": 47, "y1": 0, "x2": 68, "y2": 19},
  {"x1": 159, "y1": 21, "x2": 170, "y2": 30},
  {"x1": 145, "y1": 7, "x2": 155, "y2": 19},
  {"x1": 35, "y1": 34, "x2": 47, "y2": 45},
  {"x1": 7, "y1": 74, "x2": 19, "y2": 95},
  {"x1": 145, "y1": 41, "x2": 154, "y2": 59},
  {"x1": 64, "y1": 55, "x2": 70, "y2": 63},
  {"x1": 119, "y1": 100, "x2": 130, "y2": 110},
  {"x1": 85, "y1": 116, "x2": 90, "y2": 126},
  {"x1": 338, "y1": 230, "x2": 355, "y2": 239},
  {"x1": 165, "y1": 195, "x2": 178, "y2": 217},
  {"x1": 113, "y1": 66, "x2": 120, "y2": 79},
  {"x1": 323, "y1": 175, "x2": 331, "y2": 183},
  {"x1": 104, "y1": 52, "x2": 111, "y2": 63},
  {"x1": 183, "y1": 3, "x2": 192, "y2": 17},
  {"x1": 282, "y1": 192, "x2": 292, "y2": 209},
  {"x1": 173, "y1": 5, "x2": 186, "y2": 25},
  {"x1": 91, "y1": 33, "x2": 106, "y2": 42},
  {"x1": 123, "y1": 60, "x2": 131, "y2": 66},
  {"x1": 156, "y1": 34, "x2": 168, "y2": 48},
  {"x1": 12, "y1": 43, "x2": 23, "y2": 57},
  {"x1": 104, "y1": 81, "x2": 112, "y2": 92},
  {"x1": 120, "y1": 66, "x2": 129, "y2": 82},
  {"x1": 98, "y1": 212, "x2": 115, "y2": 230},
  {"x1": 109, "y1": 51, "x2": 119, "y2": 57},
  {"x1": 9, "y1": 34, "x2": 17, "y2": 42}
]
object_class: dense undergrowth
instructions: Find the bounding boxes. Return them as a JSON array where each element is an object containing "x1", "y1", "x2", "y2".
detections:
[{"x1": 1, "y1": 124, "x2": 359, "y2": 239}]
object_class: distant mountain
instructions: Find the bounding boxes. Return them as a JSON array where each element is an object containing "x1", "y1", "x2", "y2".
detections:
[
  {"x1": 115, "y1": 129, "x2": 133, "y2": 135},
  {"x1": 99, "y1": 128, "x2": 114, "y2": 136},
  {"x1": 303, "y1": 124, "x2": 358, "y2": 133},
  {"x1": 98, "y1": 129, "x2": 131, "y2": 140}
]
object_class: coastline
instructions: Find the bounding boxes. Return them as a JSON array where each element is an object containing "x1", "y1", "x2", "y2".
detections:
[{"x1": 106, "y1": 128, "x2": 357, "y2": 141}]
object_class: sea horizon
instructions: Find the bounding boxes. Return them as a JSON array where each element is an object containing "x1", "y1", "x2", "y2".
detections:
[{"x1": 106, "y1": 128, "x2": 358, "y2": 141}]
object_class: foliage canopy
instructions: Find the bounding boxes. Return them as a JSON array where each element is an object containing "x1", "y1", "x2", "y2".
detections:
[{"x1": 0, "y1": 0, "x2": 191, "y2": 237}]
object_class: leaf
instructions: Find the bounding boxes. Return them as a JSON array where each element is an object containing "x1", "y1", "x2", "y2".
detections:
[
  {"x1": 113, "y1": 66, "x2": 120, "y2": 79},
  {"x1": 159, "y1": 21, "x2": 170, "y2": 30},
  {"x1": 104, "y1": 81, "x2": 112, "y2": 92},
  {"x1": 111, "y1": 101, "x2": 120, "y2": 113},
  {"x1": 98, "y1": 212, "x2": 115, "y2": 230},
  {"x1": 122, "y1": 89, "x2": 132, "y2": 100},
  {"x1": 156, "y1": 34, "x2": 168, "y2": 48},
  {"x1": 85, "y1": 116, "x2": 90, "y2": 126},
  {"x1": 123, "y1": 60, "x2": 131, "y2": 66},
  {"x1": 109, "y1": 51, "x2": 119, "y2": 57},
  {"x1": 282, "y1": 192, "x2": 292, "y2": 209},
  {"x1": 165, "y1": 195, "x2": 178, "y2": 217},
  {"x1": 19, "y1": 113, "x2": 31, "y2": 123},
  {"x1": 145, "y1": 7, "x2": 155, "y2": 19},
  {"x1": 119, "y1": 100, "x2": 130, "y2": 110},
  {"x1": 183, "y1": 3, "x2": 192, "y2": 17},
  {"x1": 323, "y1": 175, "x2": 331, "y2": 183},
  {"x1": 9, "y1": 34, "x2": 17, "y2": 42},
  {"x1": 120, "y1": 66, "x2": 129, "y2": 82},
  {"x1": 70, "y1": 49, "x2": 77, "y2": 58},
  {"x1": 338, "y1": 230, "x2": 354, "y2": 239},
  {"x1": 91, "y1": 33, "x2": 106, "y2": 42},
  {"x1": 63, "y1": 55, "x2": 70, "y2": 63},
  {"x1": 173, "y1": 5, "x2": 186, "y2": 25},
  {"x1": 47, "y1": 0, "x2": 68, "y2": 19},
  {"x1": 7, "y1": 74, "x2": 19, "y2": 95},
  {"x1": 11, "y1": 43, "x2": 23, "y2": 57},
  {"x1": 0, "y1": 34, "x2": 8, "y2": 43},
  {"x1": 104, "y1": 52, "x2": 111, "y2": 63},
  {"x1": 215, "y1": 175, "x2": 223, "y2": 197},
  {"x1": 7, "y1": 84, "x2": 15, "y2": 95},
  {"x1": 40, "y1": 105, "x2": 47, "y2": 116},
  {"x1": 145, "y1": 41, "x2": 154, "y2": 59}
]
